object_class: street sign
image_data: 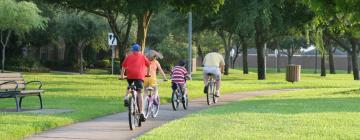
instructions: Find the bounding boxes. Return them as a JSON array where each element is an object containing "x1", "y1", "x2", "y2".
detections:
[
  {"x1": 108, "y1": 33, "x2": 117, "y2": 75},
  {"x1": 108, "y1": 33, "x2": 117, "y2": 46}
]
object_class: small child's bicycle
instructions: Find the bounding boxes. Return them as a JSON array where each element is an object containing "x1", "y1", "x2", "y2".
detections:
[
  {"x1": 143, "y1": 86, "x2": 160, "y2": 118},
  {"x1": 171, "y1": 83, "x2": 189, "y2": 111}
]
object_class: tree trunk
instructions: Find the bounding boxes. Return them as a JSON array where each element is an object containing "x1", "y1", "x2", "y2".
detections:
[
  {"x1": 196, "y1": 42, "x2": 204, "y2": 62},
  {"x1": 326, "y1": 39, "x2": 336, "y2": 74},
  {"x1": 119, "y1": 16, "x2": 133, "y2": 66},
  {"x1": 239, "y1": 35, "x2": 248, "y2": 74},
  {"x1": 276, "y1": 49, "x2": 281, "y2": 73},
  {"x1": 77, "y1": 41, "x2": 86, "y2": 74},
  {"x1": 255, "y1": 22, "x2": 266, "y2": 80},
  {"x1": 321, "y1": 54, "x2": 326, "y2": 77},
  {"x1": 224, "y1": 48, "x2": 231, "y2": 75},
  {"x1": 136, "y1": 11, "x2": 153, "y2": 53},
  {"x1": 347, "y1": 52, "x2": 352, "y2": 74},
  {"x1": 242, "y1": 42, "x2": 248, "y2": 74},
  {"x1": 107, "y1": 14, "x2": 133, "y2": 68},
  {"x1": 1, "y1": 46, "x2": 5, "y2": 73},
  {"x1": 0, "y1": 31, "x2": 11, "y2": 73},
  {"x1": 218, "y1": 31, "x2": 233, "y2": 75},
  {"x1": 287, "y1": 47, "x2": 293, "y2": 64},
  {"x1": 232, "y1": 40, "x2": 241, "y2": 69},
  {"x1": 287, "y1": 54, "x2": 292, "y2": 64},
  {"x1": 328, "y1": 47, "x2": 335, "y2": 74},
  {"x1": 107, "y1": 15, "x2": 121, "y2": 43},
  {"x1": 256, "y1": 43, "x2": 266, "y2": 80},
  {"x1": 80, "y1": 50, "x2": 84, "y2": 74},
  {"x1": 314, "y1": 49, "x2": 318, "y2": 74},
  {"x1": 350, "y1": 38, "x2": 359, "y2": 80}
]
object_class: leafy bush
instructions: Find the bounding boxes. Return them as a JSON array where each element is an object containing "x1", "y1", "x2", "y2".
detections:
[
  {"x1": 154, "y1": 34, "x2": 196, "y2": 71},
  {"x1": 95, "y1": 59, "x2": 111, "y2": 68},
  {"x1": 107, "y1": 60, "x2": 120, "y2": 74},
  {"x1": 5, "y1": 57, "x2": 50, "y2": 72}
]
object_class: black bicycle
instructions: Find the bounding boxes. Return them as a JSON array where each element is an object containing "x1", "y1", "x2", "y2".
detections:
[
  {"x1": 205, "y1": 73, "x2": 218, "y2": 105},
  {"x1": 127, "y1": 84, "x2": 142, "y2": 130},
  {"x1": 171, "y1": 83, "x2": 188, "y2": 111}
]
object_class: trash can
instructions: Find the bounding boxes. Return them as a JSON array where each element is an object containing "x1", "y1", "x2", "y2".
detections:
[{"x1": 286, "y1": 65, "x2": 301, "y2": 83}]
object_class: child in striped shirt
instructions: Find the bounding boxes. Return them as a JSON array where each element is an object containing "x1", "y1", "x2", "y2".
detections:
[{"x1": 171, "y1": 60, "x2": 189, "y2": 96}]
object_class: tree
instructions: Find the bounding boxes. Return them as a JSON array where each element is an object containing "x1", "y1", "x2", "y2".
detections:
[
  {"x1": 42, "y1": 0, "x2": 224, "y2": 66},
  {"x1": 154, "y1": 34, "x2": 194, "y2": 70},
  {"x1": 193, "y1": 31, "x2": 223, "y2": 62},
  {"x1": 303, "y1": 0, "x2": 360, "y2": 80},
  {"x1": 0, "y1": 0, "x2": 47, "y2": 72},
  {"x1": 231, "y1": 0, "x2": 256, "y2": 74},
  {"x1": 277, "y1": 36, "x2": 307, "y2": 65},
  {"x1": 196, "y1": 0, "x2": 249, "y2": 75},
  {"x1": 41, "y1": 0, "x2": 133, "y2": 66},
  {"x1": 128, "y1": 0, "x2": 225, "y2": 52},
  {"x1": 224, "y1": 0, "x2": 313, "y2": 80},
  {"x1": 55, "y1": 12, "x2": 107, "y2": 74}
]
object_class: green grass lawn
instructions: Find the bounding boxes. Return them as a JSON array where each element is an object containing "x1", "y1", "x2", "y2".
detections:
[
  {"x1": 1, "y1": 68, "x2": 360, "y2": 140},
  {"x1": 138, "y1": 69, "x2": 360, "y2": 140}
]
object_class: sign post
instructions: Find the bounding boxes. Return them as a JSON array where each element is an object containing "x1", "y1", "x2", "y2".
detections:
[
  {"x1": 188, "y1": 12, "x2": 192, "y2": 76},
  {"x1": 108, "y1": 33, "x2": 117, "y2": 75}
]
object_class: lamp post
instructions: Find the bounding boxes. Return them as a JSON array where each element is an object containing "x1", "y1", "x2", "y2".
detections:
[{"x1": 188, "y1": 12, "x2": 192, "y2": 76}]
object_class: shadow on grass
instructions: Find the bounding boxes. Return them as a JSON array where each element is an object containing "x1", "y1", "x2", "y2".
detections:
[
  {"x1": 201, "y1": 97, "x2": 360, "y2": 115},
  {"x1": 331, "y1": 88, "x2": 360, "y2": 95},
  {"x1": 0, "y1": 95, "x2": 123, "y2": 116},
  {"x1": 46, "y1": 88, "x2": 83, "y2": 92}
]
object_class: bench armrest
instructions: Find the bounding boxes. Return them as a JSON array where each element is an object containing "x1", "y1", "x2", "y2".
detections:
[
  {"x1": 0, "y1": 80, "x2": 19, "y2": 90},
  {"x1": 25, "y1": 81, "x2": 43, "y2": 89}
]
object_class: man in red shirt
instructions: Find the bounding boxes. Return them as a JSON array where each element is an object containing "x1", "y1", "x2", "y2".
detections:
[{"x1": 121, "y1": 43, "x2": 150, "y2": 122}]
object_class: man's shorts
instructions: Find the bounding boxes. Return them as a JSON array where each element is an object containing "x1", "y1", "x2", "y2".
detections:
[
  {"x1": 203, "y1": 66, "x2": 221, "y2": 80},
  {"x1": 144, "y1": 77, "x2": 157, "y2": 87},
  {"x1": 127, "y1": 79, "x2": 143, "y2": 91}
]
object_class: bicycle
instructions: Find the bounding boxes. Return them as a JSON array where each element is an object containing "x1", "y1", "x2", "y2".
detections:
[
  {"x1": 143, "y1": 86, "x2": 160, "y2": 118},
  {"x1": 171, "y1": 83, "x2": 189, "y2": 111},
  {"x1": 205, "y1": 73, "x2": 218, "y2": 105},
  {"x1": 127, "y1": 83, "x2": 142, "y2": 130}
]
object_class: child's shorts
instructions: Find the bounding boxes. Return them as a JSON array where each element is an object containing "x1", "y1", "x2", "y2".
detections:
[
  {"x1": 144, "y1": 77, "x2": 157, "y2": 87},
  {"x1": 172, "y1": 82, "x2": 186, "y2": 92}
]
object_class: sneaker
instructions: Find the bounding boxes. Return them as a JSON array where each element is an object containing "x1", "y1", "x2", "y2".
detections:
[
  {"x1": 215, "y1": 91, "x2": 220, "y2": 97},
  {"x1": 123, "y1": 97, "x2": 129, "y2": 107},
  {"x1": 203, "y1": 85, "x2": 208, "y2": 94},
  {"x1": 140, "y1": 113, "x2": 146, "y2": 122}
]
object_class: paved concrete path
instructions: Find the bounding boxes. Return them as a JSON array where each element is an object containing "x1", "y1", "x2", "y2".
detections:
[{"x1": 26, "y1": 89, "x2": 298, "y2": 140}]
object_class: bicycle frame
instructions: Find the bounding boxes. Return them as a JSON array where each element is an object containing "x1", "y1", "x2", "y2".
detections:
[
  {"x1": 144, "y1": 87, "x2": 160, "y2": 118},
  {"x1": 128, "y1": 84, "x2": 141, "y2": 130},
  {"x1": 171, "y1": 83, "x2": 189, "y2": 110},
  {"x1": 206, "y1": 74, "x2": 217, "y2": 105}
]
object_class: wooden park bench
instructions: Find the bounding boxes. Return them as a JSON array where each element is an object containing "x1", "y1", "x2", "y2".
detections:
[{"x1": 0, "y1": 73, "x2": 44, "y2": 112}]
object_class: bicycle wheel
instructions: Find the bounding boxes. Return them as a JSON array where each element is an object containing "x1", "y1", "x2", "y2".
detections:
[
  {"x1": 143, "y1": 96, "x2": 151, "y2": 118},
  {"x1": 206, "y1": 83, "x2": 212, "y2": 105},
  {"x1": 128, "y1": 97, "x2": 136, "y2": 130},
  {"x1": 151, "y1": 95, "x2": 160, "y2": 118},
  {"x1": 182, "y1": 94, "x2": 189, "y2": 110},
  {"x1": 171, "y1": 90, "x2": 180, "y2": 111},
  {"x1": 136, "y1": 97, "x2": 142, "y2": 127},
  {"x1": 212, "y1": 82, "x2": 218, "y2": 104}
]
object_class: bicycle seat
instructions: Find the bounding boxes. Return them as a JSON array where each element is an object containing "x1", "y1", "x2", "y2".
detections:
[
  {"x1": 128, "y1": 85, "x2": 136, "y2": 90},
  {"x1": 146, "y1": 87, "x2": 154, "y2": 91},
  {"x1": 207, "y1": 73, "x2": 215, "y2": 76}
]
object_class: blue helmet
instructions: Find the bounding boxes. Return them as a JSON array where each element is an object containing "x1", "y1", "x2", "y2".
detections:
[{"x1": 131, "y1": 43, "x2": 141, "y2": 52}]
